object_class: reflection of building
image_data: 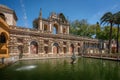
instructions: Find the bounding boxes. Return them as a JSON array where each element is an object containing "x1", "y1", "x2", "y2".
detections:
[
  {"x1": 0, "y1": 13, "x2": 9, "y2": 58},
  {"x1": 0, "y1": 5, "x2": 109, "y2": 62}
]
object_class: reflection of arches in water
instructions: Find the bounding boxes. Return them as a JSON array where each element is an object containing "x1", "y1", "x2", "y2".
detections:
[
  {"x1": 53, "y1": 43, "x2": 59, "y2": 54},
  {"x1": 0, "y1": 32, "x2": 8, "y2": 43},
  {"x1": 78, "y1": 47, "x2": 80, "y2": 54},
  {"x1": 30, "y1": 41, "x2": 38, "y2": 54},
  {"x1": 52, "y1": 24, "x2": 58, "y2": 34},
  {"x1": 70, "y1": 44, "x2": 74, "y2": 54},
  {"x1": 18, "y1": 45, "x2": 23, "y2": 59}
]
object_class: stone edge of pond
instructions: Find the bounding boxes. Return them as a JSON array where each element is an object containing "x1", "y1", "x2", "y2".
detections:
[
  {"x1": 0, "y1": 61, "x2": 18, "y2": 69},
  {"x1": 19, "y1": 56, "x2": 72, "y2": 61},
  {"x1": 83, "y1": 56, "x2": 120, "y2": 61}
]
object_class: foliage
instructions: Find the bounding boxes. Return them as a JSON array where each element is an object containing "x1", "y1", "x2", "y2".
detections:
[
  {"x1": 70, "y1": 19, "x2": 93, "y2": 38},
  {"x1": 33, "y1": 18, "x2": 38, "y2": 29},
  {"x1": 70, "y1": 19, "x2": 119, "y2": 40}
]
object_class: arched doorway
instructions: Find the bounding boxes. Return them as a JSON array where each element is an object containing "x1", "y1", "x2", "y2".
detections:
[
  {"x1": 70, "y1": 44, "x2": 74, "y2": 54},
  {"x1": 0, "y1": 32, "x2": 8, "y2": 44},
  {"x1": 0, "y1": 32, "x2": 7, "y2": 43},
  {"x1": 52, "y1": 24, "x2": 58, "y2": 34},
  {"x1": 30, "y1": 41, "x2": 38, "y2": 54},
  {"x1": 44, "y1": 24, "x2": 48, "y2": 32},
  {"x1": 0, "y1": 13, "x2": 6, "y2": 21},
  {"x1": 53, "y1": 43, "x2": 59, "y2": 54}
]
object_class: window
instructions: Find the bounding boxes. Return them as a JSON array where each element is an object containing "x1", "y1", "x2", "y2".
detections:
[
  {"x1": 52, "y1": 24, "x2": 58, "y2": 34},
  {"x1": 0, "y1": 33, "x2": 6, "y2": 43},
  {"x1": 44, "y1": 25, "x2": 47, "y2": 31}
]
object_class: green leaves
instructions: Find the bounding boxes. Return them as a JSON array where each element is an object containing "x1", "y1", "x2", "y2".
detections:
[
  {"x1": 70, "y1": 20, "x2": 101, "y2": 38},
  {"x1": 70, "y1": 19, "x2": 119, "y2": 40}
]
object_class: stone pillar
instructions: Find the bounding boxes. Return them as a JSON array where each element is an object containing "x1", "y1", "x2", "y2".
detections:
[
  {"x1": 60, "y1": 25, "x2": 62, "y2": 34},
  {"x1": 48, "y1": 40, "x2": 52, "y2": 54},
  {"x1": 39, "y1": 19, "x2": 43, "y2": 31},
  {"x1": 67, "y1": 26, "x2": 69, "y2": 34},
  {"x1": 39, "y1": 40, "x2": 44, "y2": 54},
  {"x1": 23, "y1": 38, "x2": 29, "y2": 54},
  {"x1": 49, "y1": 23, "x2": 52, "y2": 33},
  {"x1": 23, "y1": 43, "x2": 29, "y2": 53},
  {"x1": 59, "y1": 42, "x2": 63, "y2": 54},
  {"x1": 66, "y1": 42, "x2": 70, "y2": 55},
  {"x1": 74, "y1": 43, "x2": 78, "y2": 54}
]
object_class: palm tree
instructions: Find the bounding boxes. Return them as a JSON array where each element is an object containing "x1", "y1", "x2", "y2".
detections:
[
  {"x1": 114, "y1": 11, "x2": 120, "y2": 53},
  {"x1": 100, "y1": 12, "x2": 114, "y2": 54}
]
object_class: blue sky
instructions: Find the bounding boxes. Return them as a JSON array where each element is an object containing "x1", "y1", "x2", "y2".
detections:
[{"x1": 0, "y1": 0, "x2": 120, "y2": 28}]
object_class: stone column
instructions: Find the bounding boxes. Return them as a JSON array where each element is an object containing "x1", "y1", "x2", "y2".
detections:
[
  {"x1": 66, "y1": 42, "x2": 70, "y2": 55},
  {"x1": 73, "y1": 43, "x2": 77, "y2": 54},
  {"x1": 67, "y1": 26, "x2": 69, "y2": 34},
  {"x1": 59, "y1": 42, "x2": 63, "y2": 54},
  {"x1": 48, "y1": 40, "x2": 52, "y2": 54},
  {"x1": 39, "y1": 40, "x2": 44, "y2": 54},
  {"x1": 39, "y1": 19, "x2": 43, "y2": 32},
  {"x1": 60, "y1": 25, "x2": 62, "y2": 34},
  {"x1": 23, "y1": 43, "x2": 29, "y2": 53}
]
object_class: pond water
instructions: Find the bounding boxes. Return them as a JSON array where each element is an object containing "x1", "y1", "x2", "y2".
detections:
[{"x1": 0, "y1": 58, "x2": 120, "y2": 80}]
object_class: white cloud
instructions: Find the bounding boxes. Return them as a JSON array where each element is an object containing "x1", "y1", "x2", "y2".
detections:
[
  {"x1": 89, "y1": 3, "x2": 120, "y2": 24},
  {"x1": 20, "y1": 0, "x2": 28, "y2": 27},
  {"x1": 111, "y1": 4, "x2": 119, "y2": 10}
]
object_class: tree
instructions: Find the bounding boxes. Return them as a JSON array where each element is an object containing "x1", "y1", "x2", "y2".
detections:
[
  {"x1": 70, "y1": 19, "x2": 92, "y2": 37},
  {"x1": 113, "y1": 11, "x2": 120, "y2": 53},
  {"x1": 95, "y1": 22, "x2": 101, "y2": 39},
  {"x1": 100, "y1": 12, "x2": 114, "y2": 53},
  {"x1": 33, "y1": 18, "x2": 38, "y2": 29}
]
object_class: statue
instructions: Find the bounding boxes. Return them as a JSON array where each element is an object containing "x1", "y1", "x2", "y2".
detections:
[{"x1": 71, "y1": 52, "x2": 77, "y2": 64}]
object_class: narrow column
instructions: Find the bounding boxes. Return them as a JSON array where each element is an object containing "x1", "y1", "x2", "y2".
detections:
[{"x1": 49, "y1": 23, "x2": 52, "y2": 33}]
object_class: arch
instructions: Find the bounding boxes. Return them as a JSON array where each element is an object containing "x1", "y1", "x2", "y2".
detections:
[
  {"x1": 0, "y1": 32, "x2": 8, "y2": 43},
  {"x1": 70, "y1": 44, "x2": 74, "y2": 54},
  {"x1": 30, "y1": 41, "x2": 38, "y2": 54},
  {"x1": 52, "y1": 24, "x2": 58, "y2": 34},
  {"x1": 44, "y1": 24, "x2": 48, "y2": 31},
  {"x1": 53, "y1": 43, "x2": 59, "y2": 54},
  {"x1": 0, "y1": 13, "x2": 6, "y2": 21}
]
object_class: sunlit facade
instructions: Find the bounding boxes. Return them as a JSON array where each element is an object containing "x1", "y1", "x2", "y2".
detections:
[
  {"x1": 0, "y1": 14, "x2": 9, "y2": 58},
  {"x1": 0, "y1": 5, "x2": 109, "y2": 62}
]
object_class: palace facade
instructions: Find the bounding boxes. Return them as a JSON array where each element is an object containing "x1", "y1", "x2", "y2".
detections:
[
  {"x1": 0, "y1": 14, "x2": 9, "y2": 58},
  {"x1": 0, "y1": 5, "x2": 108, "y2": 62}
]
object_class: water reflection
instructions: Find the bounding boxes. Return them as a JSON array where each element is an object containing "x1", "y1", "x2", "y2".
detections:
[
  {"x1": 0, "y1": 58, "x2": 120, "y2": 80},
  {"x1": 16, "y1": 65, "x2": 37, "y2": 71}
]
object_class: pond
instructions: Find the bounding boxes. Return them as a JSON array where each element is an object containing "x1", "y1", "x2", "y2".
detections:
[{"x1": 0, "y1": 58, "x2": 120, "y2": 80}]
